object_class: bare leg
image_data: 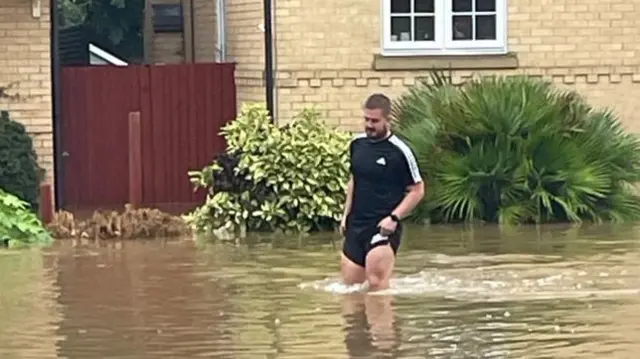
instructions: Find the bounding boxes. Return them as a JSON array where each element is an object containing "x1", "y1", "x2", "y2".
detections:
[
  {"x1": 340, "y1": 293, "x2": 399, "y2": 355},
  {"x1": 341, "y1": 252, "x2": 366, "y2": 285},
  {"x1": 364, "y1": 294, "x2": 397, "y2": 350},
  {"x1": 340, "y1": 292, "x2": 365, "y2": 315},
  {"x1": 364, "y1": 244, "x2": 396, "y2": 291}
]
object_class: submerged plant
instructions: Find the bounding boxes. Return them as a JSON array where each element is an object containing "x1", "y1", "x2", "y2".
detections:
[
  {"x1": 0, "y1": 187, "x2": 53, "y2": 248},
  {"x1": 393, "y1": 72, "x2": 640, "y2": 225},
  {"x1": 46, "y1": 204, "x2": 191, "y2": 239}
]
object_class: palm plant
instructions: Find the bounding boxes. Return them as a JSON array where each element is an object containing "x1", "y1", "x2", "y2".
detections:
[{"x1": 392, "y1": 71, "x2": 640, "y2": 225}]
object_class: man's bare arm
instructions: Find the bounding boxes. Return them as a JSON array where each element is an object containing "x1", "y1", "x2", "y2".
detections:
[
  {"x1": 342, "y1": 175, "x2": 354, "y2": 219},
  {"x1": 391, "y1": 181, "x2": 425, "y2": 220}
]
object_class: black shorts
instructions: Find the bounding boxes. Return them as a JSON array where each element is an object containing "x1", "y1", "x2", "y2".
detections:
[{"x1": 342, "y1": 221, "x2": 403, "y2": 268}]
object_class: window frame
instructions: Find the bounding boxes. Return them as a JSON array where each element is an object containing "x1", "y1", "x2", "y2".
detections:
[{"x1": 380, "y1": 0, "x2": 508, "y2": 56}]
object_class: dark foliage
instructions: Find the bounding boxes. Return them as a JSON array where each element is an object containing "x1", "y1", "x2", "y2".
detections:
[{"x1": 0, "y1": 111, "x2": 45, "y2": 212}]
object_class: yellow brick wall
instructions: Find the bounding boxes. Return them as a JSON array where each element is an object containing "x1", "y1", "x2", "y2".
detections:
[
  {"x1": 225, "y1": 0, "x2": 266, "y2": 108},
  {"x1": 193, "y1": 0, "x2": 217, "y2": 62},
  {"x1": 148, "y1": 0, "x2": 218, "y2": 63},
  {"x1": 0, "y1": 2, "x2": 54, "y2": 189},
  {"x1": 263, "y1": 0, "x2": 640, "y2": 132},
  {"x1": 173, "y1": 0, "x2": 267, "y2": 109},
  {"x1": 150, "y1": 0, "x2": 185, "y2": 63},
  {"x1": 151, "y1": 33, "x2": 185, "y2": 63},
  {"x1": 150, "y1": 0, "x2": 217, "y2": 64},
  {"x1": 151, "y1": 0, "x2": 265, "y2": 106}
]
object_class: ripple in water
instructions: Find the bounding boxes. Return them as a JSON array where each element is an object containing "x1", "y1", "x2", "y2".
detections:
[{"x1": 299, "y1": 253, "x2": 640, "y2": 301}]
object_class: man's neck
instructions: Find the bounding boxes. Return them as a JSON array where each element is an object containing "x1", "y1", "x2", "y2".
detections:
[{"x1": 370, "y1": 130, "x2": 392, "y2": 143}]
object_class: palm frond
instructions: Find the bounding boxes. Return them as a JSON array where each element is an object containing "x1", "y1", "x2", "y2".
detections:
[{"x1": 391, "y1": 71, "x2": 640, "y2": 224}]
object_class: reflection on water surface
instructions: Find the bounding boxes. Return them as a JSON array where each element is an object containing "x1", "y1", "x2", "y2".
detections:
[{"x1": 2, "y1": 223, "x2": 640, "y2": 358}]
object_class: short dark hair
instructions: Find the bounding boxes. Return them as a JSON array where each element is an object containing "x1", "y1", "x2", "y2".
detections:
[{"x1": 364, "y1": 93, "x2": 391, "y2": 118}]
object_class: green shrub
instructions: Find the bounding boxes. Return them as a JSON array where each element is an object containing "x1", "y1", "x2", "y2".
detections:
[
  {"x1": 0, "y1": 111, "x2": 46, "y2": 212},
  {"x1": 184, "y1": 103, "x2": 351, "y2": 237},
  {"x1": 392, "y1": 72, "x2": 640, "y2": 225},
  {"x1": 0, "y1": 187, "x2": 53, "y2": 248}
]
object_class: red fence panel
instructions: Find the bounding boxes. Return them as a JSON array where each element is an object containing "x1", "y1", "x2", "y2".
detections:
[
  {"x1": 61, "y1": 65, "x2": 143, "y2": 209},
  {"x1": 142, "y1": 63, "x2": 236, "y2": 206},
  {"x1": 60, "y1": 63, "x2": 237, "y2": 212}
]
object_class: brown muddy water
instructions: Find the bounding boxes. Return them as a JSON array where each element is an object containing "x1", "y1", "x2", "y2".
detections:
[{"x1": 2, "y1": 224, "x2": 640, "y2": 359}]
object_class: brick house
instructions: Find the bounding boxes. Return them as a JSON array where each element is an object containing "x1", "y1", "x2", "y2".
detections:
[
  {"x1": 4, "y1": 0, "x2": 639, "y2": 210},
  {"x1": 152, "y1": 0, "x2": 640, "y2": 133},
  {"x1": 0, "y1": 1, "x2": 54, "y2": 191}
]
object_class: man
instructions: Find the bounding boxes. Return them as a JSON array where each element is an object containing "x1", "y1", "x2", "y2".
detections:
[{"x1": 339, "y1": 93, "x2": 425, "y2": 291}]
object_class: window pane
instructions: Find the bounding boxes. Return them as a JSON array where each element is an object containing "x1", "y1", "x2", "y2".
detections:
[
  {"x1": 475, "y1": 0, "x2": 496, "y2": 11},
  {"x1": 475, "y1": 15, "x2": 496, "y2": 39},
  {"x1": 414, "y1": 0, "x2": 434, "y2": 13},
  {"x1": 414, "y1": 16, "x2": 435, "y2": 41},
  {"x1": 391, "y1": 0, "x2": 410, "y2": 13},
  {"x1": 391, "y1": 16, "x2": 412, "y2": 41},
  {"x1": 452, "y1": 15, "x2": 472, "y2": 40},
  {"x1": 452, "y1": 0, "x2": 472, "y2": 12}
]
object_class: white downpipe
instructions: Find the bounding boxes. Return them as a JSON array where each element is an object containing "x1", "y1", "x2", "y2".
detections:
[
  {"x1": 272, "y1": 0, "x2": 278, "y2": 122},
  {"x1": 216, "y1": 0, "x2": 227, "y2": 62}
]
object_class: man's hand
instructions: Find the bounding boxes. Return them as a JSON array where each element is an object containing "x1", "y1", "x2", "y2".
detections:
[
  {"x1": 339, "y1": 216, "x2": 348, "y2": 236},
  {"x1": 377, "y1": 216, "x2": 398, "y2": 236}
]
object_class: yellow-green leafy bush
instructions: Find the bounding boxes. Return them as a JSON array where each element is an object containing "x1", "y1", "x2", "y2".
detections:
[{"x1": 185, "y1": 103, "x2": 352, "y2": 236}]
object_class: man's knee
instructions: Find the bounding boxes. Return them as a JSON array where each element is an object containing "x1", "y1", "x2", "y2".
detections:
[
  {"x1": 365, "y1": 245, "x2": 395, "y2": 290},
  {"x1": 366, "y1": 274, "x2": 387, "y2": 290}
]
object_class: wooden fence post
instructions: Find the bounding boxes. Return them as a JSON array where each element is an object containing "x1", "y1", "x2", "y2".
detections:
[
  {"x1": 128, "y1": 111, "x2": 143, "y2": 208},
  {"x1": 39, "y1": 183, "x2": 53, "y2": 224}
]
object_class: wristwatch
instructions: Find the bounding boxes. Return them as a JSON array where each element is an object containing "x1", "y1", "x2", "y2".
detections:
[{"x1": 390, "y1": 214, "x2": 401, "y2": 223}]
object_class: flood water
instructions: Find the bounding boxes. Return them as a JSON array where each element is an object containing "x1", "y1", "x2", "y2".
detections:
[{"x1": 2, "y1": 223, "x2": 640, "y2": 358}]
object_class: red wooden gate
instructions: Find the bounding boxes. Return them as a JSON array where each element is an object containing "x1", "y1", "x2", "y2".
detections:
[{"x1": 60, "y1": 63, "x2": 236, "y2": 213}]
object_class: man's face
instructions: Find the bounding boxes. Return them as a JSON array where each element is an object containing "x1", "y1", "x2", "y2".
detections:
[{"x1": 363, "y1": 108, "x2": 389, "y2": 140}]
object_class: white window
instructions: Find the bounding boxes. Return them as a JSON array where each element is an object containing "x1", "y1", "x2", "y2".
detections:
[{"x1": 381, "y1": 0, "x2": 507, "y2": 56}]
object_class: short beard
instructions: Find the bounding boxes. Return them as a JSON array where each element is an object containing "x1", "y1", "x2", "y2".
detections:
[{"x1": 366, "y1": 128, "x2": 390, "y2": 141}]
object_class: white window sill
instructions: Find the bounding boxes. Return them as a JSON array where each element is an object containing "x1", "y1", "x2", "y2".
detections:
[
  {"x1": 380, "y1": 47, "x2": 508, "y2": 57},
  {"x1": 372, "y1": 52, "x2": 519, "y2": 71}
]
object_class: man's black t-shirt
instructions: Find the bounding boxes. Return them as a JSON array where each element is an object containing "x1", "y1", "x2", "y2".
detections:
[{"x1": 348, "y1": 133, "x2": 422, "y2": 225}]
